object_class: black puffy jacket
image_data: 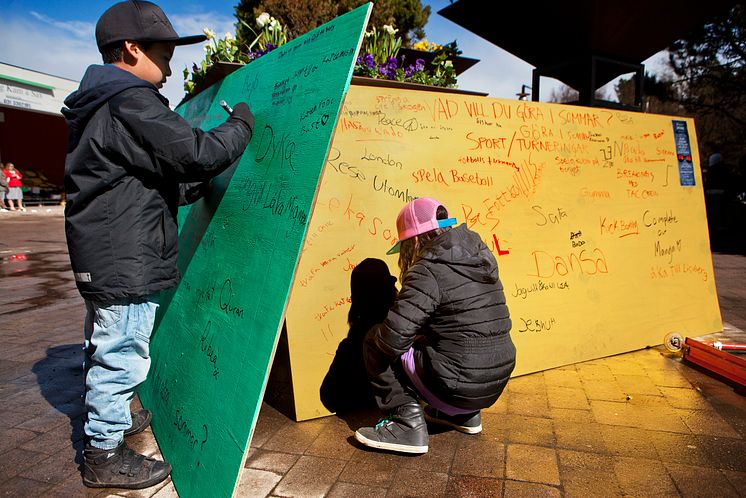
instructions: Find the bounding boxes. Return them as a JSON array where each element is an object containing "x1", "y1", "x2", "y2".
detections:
[
  {"x1": 374, "y1": 224, "x2": 516, "y2": 410},
  {"x1": 62, "y1": 64, "x2": 252, "y2": 302}
]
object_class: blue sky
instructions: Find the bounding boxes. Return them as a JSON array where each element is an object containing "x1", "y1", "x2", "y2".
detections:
[{"x1": 1, "y1": 0, "x2": 669, "y2": 105}]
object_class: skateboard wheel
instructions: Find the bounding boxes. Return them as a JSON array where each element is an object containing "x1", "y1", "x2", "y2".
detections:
[{"x1": 664, "y1": 332, "x2": 684, "y2": 352}]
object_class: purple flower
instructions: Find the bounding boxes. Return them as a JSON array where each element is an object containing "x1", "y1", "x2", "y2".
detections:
[
  {"x1": 376, "y1": 56, "x2": 399, "y2": 79},
  {"x1": 363, "y1": 53, "x2": 375, "y2": 69},
  {"x1": 246, "y1": 43, "x2": 278, "y2": 61},
  {"x1": 402, "y1": 58, "x2": 426, "y2": 79}
]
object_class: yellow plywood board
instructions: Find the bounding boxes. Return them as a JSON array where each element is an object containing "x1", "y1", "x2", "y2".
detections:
[{"x1": 285, "y1": 84, "x2": 722, "y2": 420}]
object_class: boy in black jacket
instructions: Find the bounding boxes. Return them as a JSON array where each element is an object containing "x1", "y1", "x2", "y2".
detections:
[{"x1": 62, "y1": 0, "x2": 254, "y2": 489}]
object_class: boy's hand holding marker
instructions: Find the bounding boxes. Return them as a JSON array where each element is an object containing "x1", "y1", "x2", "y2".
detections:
[{"x1": 221, "y1": 100, "x2": 255, "y2": 131}]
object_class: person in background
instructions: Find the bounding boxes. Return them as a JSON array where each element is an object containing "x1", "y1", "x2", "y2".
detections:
[
  {"x1": 63, "y1": 0, "x2": 254, "y2": 489},
  {"x1": 3, "y1": 162, "x2": 25, "y2": 211},
  {"x1": 354, "y1": 197, "x2": 516, "y2": 454},
  {"x1": 0, "y1": 163, "x2": 9, "y2": 211},
  {"x1": 703, "y1": 152, "x2": 736, "y2": 245}
]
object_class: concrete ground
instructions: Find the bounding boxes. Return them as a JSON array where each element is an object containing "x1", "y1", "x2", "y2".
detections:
[{"x1": 1, "y1": 207, "x2": 745, "y2": 497}]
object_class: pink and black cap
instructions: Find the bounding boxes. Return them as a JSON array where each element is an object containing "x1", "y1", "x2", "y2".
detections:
[
  {"x1": 386, "y1": 197, "x2": 457, "y2": 255},
  {"x1": 96, "y1": 0, "x2": 207, "y2": 51}
]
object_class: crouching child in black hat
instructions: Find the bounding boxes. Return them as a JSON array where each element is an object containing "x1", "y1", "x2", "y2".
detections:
[{"x1": 62, "y1": 0, "x2": 255, "y2": 489}]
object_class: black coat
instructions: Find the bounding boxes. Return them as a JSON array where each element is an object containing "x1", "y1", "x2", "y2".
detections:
[
  {"x1": 374, "y1": 224, "x2": 516, "y2": 410},
  {"x1": 62, "y1": 65, "x2": 251, "y2": 302}
]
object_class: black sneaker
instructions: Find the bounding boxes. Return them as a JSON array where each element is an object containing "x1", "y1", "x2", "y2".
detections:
[
  {"x1": 124, "y1": 409, "x2": 152, "y2": 438},
  {"x1": 424, "y1": 406, "x2": 482, "y2": 434},
  {"x1": 82, "y1": 441, "x2": 172, "y2": 489},
  {"x1": 354, "y1": 402, "x2": 428, "y2": 454}
]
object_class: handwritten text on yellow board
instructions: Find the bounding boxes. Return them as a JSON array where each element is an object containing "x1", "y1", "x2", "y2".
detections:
[{"x1": 285, "y1": 85, "x2": 721, "y2": 421}]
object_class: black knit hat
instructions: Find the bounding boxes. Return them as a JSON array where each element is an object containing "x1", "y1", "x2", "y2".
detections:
[{"x1": 95, "y1": 0, "x2": 207, "y2": 50}]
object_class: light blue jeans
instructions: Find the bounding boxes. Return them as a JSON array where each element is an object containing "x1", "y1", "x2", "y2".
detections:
[{"x1": 84, "y1": 296, "x2": 159, "y2": 450}]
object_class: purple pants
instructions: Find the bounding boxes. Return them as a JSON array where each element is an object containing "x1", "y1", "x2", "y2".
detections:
[{"x1": 401, "y1": 348, "x2": 476, "y2": 416}]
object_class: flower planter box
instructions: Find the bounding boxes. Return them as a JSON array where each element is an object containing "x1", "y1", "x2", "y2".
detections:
[
  {"x1": 182, "y1": 57, "x2": 486, "y2": 106},
  {"x1": 351, "y1": 76, "x2": 487, "y2": 96}
]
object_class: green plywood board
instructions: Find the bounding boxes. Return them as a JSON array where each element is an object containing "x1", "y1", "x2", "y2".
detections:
[{"x1": 138, "y1": 5, "x2": 371, "y2": 497}]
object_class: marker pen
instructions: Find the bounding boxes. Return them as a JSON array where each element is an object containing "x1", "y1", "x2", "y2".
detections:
[{"x1": 219, "y1": 100, "x2": 234, "y2": 115}]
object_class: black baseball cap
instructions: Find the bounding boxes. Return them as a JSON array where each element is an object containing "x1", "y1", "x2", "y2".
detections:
[{"x1": 95, "y1": 0, "x2": 207, "y2": 50}]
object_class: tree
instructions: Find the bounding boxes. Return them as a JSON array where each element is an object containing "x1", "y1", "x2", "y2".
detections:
[
  {"x1": 548, "y1": 84, "x2": 578, "y2": 104},
  {"x1": 547, "y1": 84, "x2": 614, "y2": 104},
  {"x1": 615, "y1": 73, "x2": 684, "y2": 116},
  {"x1": 234, "y1": 0, "x2": 430, "y2": 49},
  {"x1": 667, "y1": 3, "x2": 746, "y2": 163}
]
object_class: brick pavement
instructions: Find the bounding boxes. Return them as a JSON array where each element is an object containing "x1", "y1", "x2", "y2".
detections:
[{"x1": 1, "y1": 208, "x2": 745, "y2": 497}]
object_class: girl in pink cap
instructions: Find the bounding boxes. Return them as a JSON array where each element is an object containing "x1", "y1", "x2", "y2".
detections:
[{"x1": 355, "y1": 197, "x2": 516, "y2": 454}]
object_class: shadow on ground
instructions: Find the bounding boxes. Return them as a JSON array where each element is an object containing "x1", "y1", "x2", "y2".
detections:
[{"x1": 32, "y1": 344, "x2": 86, "y2": 470}]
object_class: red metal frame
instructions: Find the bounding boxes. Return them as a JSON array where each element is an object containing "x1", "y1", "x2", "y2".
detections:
[{"x1": 684, "y1": 338, "x2": 746, "y2": 389}]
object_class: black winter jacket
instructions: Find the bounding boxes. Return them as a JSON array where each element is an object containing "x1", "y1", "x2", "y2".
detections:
[
  {"x1": 62, "y1": 65, "x2": 252, "y2": 302},
  {"x1": 374, "y1": 224, "x2": 516, "y2": 410}
]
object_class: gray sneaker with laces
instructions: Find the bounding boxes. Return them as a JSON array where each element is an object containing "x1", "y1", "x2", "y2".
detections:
[
  {"x1": 424, "y1": 406, "x2": 482, "y2": 434},
  {"x1": 355, "y1": 402, "x2": 429, "y2": 454}
]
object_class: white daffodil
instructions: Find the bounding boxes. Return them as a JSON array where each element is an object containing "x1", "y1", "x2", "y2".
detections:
[
  {"x1": 268, "y1": 17, "x2": 279, "y2": 31},
  {"x1": 383, "y1": 24, "x2": 397, "y2": 35},
  {"x1": 224, "y1": 32, "x2": 233, "y2": 41},
  {"x1": 256, "y1": 12, "x2": 271, "y2": 28},
  {"x1": 203, "y1": 27, "x2": 216, "y2": 40}
]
